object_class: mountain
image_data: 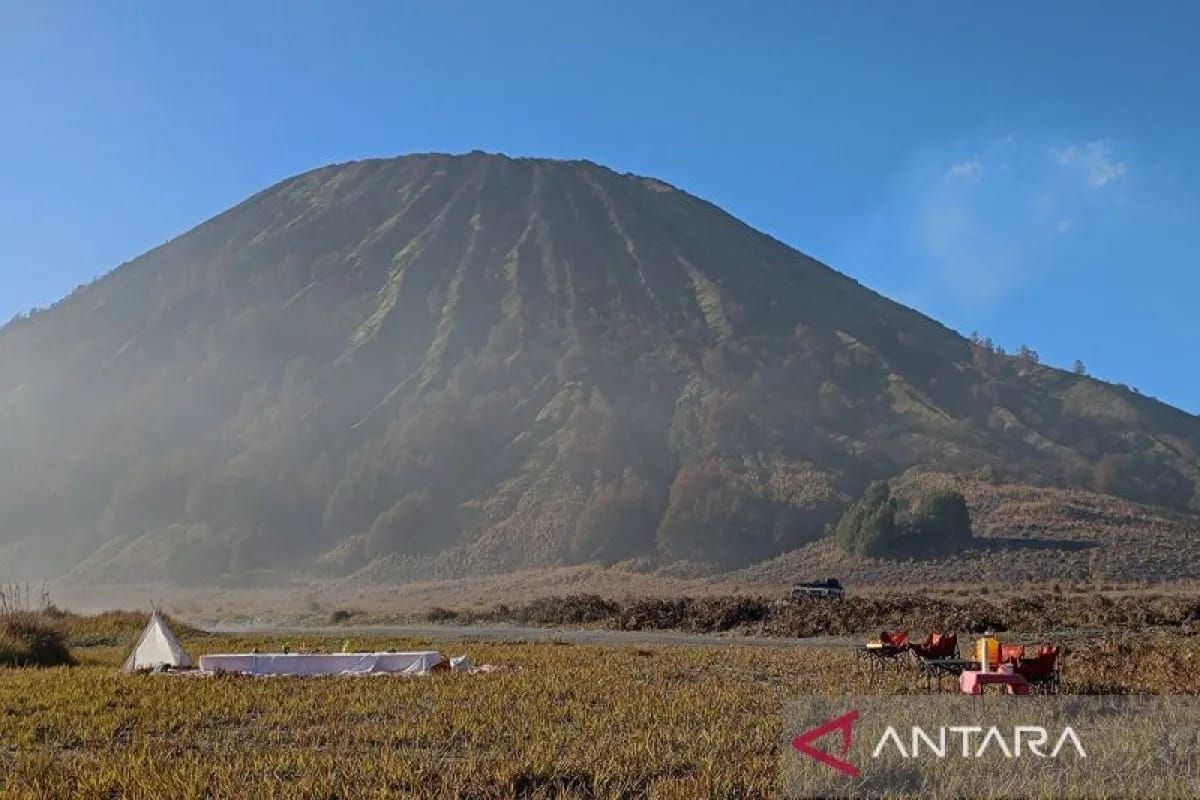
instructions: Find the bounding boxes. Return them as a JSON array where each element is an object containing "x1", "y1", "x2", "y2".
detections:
[{"x1": 2, "y1": 151, "x2": 1198, "y2": 585}]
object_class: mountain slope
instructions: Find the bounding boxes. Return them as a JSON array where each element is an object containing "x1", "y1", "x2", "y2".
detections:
[{"x1": 1, "y1": 152, "x2": 1197, "y2": 583}]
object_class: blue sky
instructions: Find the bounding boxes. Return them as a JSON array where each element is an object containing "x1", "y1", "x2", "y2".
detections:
[{"x1": 2, "y1": 2, "x2": 1198, "y2": 411}]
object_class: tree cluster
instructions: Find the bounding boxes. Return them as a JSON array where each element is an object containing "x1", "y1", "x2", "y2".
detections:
[{"x1": 835, "y1": 481, "x2": 974, "y2": 559}]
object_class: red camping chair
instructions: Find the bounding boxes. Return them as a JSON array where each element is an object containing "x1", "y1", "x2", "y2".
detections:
[
  {"x1": 858, "y1": 630, "x2": 910, "y2": 673},
  {"x1": 912, "y1": 632, "x2": 936, "y2": 658},
  {"x1": 914, "y1": 632, "x2": 966, "y2": 691},
  {"x1": 1015, "y1": 645, "x2": 1060, "y2": 694},
  {"x1": 941, "y1": 632, "x2": 959, "y2": 657},
  {"x1": 913, "y1": 631, "x2": 958, "y2": 661}
]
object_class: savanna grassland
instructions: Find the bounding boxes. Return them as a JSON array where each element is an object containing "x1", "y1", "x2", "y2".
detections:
[{"x1": 2, "y1": 604, "x2": 1200, "y2": 799}]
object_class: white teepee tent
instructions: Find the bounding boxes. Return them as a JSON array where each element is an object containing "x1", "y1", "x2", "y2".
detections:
[{"x1": 123, "y1": 611, "x2": 192, "y2": 672}]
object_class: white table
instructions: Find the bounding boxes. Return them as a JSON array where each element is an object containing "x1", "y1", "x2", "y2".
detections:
[{"x1": 198, "y1": 651, "x2": 442, "y2": 676}]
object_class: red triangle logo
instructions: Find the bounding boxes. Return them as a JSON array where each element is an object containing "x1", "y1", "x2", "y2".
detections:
[{"x1": 791, "y1": 710, "x2": 860, "y2": 778}]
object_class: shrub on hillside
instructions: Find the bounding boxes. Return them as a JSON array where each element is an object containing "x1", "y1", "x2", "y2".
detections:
[
  {"x1": 901, "y1": 489, "x2": 974, "y2": 556},
  {"x1": 835, "y1": 482, "x2": 974, "y2": 559},
  {"x1": 655, "y1": 462, "x2": 790, "y2": 568},
  {"x1": 835, "y1": 481, "x2": 898, "y2": 557}
]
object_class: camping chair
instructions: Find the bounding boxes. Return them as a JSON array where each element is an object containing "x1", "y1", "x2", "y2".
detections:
[
  {"x1": 914, "y1": 632, "x2": 965, "y2": 691},
  {"x1": 912, "y1": 632, "x2": 937, "y2": 658},
  {"x1": 999, "y1": 644, "x2": 1025, "y2": 665},
  {"x1": 940, "y1": 632, "x2": 959, "y2": 658},
  {"x1": 1015, "y1": 645, "x2": 1061, "y2": 695},
  {"x1": 857, "y1": 630, "x2": 911, "y2": 674},
  {"x1": 913, "y1": 631, "x2": 959, "y2": 661}
]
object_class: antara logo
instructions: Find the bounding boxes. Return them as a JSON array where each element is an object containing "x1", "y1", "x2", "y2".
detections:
[
  {"x1": 792, "y1": 710, "x2": 861, "y2": 777},
  {"x1": 793, "y1": 712, "x2": 1086, "y2": 777}
]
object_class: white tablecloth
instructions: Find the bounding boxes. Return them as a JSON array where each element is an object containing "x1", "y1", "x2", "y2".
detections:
[{"x1": 198, "y1": 651, "x2": 442, "y2": 676}]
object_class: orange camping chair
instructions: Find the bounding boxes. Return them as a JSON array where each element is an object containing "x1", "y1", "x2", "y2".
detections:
[{"x1": 1000, "y1": 644, "x2": 1025, "y2": 665}]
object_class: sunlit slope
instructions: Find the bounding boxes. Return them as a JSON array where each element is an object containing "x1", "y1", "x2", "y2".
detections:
[{"x1": 1, "y1": 152, "x2": 1196, "y2": 582}]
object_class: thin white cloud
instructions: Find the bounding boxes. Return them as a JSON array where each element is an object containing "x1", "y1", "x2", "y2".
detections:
[
  {"x1": 943, "y1": 157, "x2": 983, "y2": 184},
  {"x1": 1053, "y1": 140, "x2": 1127, "y2": 188},
  {"x1": 832, "y1": 133, "x2": 1198, "y2": 412},
  {"x1": 838, "y1": 133, "x2": 1135, "y2": 313}
]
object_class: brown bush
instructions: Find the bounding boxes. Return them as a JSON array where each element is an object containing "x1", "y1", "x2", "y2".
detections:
[
  {"x1": 476, "y1": 591, "x2": 1200, "y2": 639},
  {"x1": 510, "y1": 595, "x2": 621, "y2": 626},
  {"x1": 0, "y1": 612, "x2": 73, "y2": 667},
  {"x1": 425, "y1": 606, "x2": 464, "y2": 623},
  {"x1": 1068, "y1": 633, "x2": 1200, "y2": 694}
]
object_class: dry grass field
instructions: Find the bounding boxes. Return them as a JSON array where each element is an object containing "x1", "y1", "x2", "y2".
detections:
[{"x1": 2, "y1": 608, "x2": 1200, "y2": 799}]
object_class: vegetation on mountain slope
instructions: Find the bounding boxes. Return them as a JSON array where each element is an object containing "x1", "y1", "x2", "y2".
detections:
[
  {"x1": 835, "y1": 481, "x2": 974, "y2": 558},
  {"x1": 0, "y1": 152, "x2": 1197, "y2": 583}
]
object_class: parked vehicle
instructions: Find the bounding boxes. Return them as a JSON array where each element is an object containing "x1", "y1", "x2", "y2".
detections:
[{"x1": 790, "y1": 578, "x2": 844, "y2": 600}]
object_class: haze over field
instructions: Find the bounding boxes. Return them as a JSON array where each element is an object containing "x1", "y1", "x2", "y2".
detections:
[{"x1": 1, "y1": 152, "x2": 1197, "y2": 586}]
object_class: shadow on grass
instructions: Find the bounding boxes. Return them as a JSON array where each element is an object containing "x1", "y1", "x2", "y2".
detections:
[{"x1": 977, "y1": 536, "x2": 1098, "y2": 553}]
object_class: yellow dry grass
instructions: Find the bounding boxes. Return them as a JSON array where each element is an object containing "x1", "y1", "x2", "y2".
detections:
[{"x1": 1, "y1": 630, "x2": 1197, "y2": 798}]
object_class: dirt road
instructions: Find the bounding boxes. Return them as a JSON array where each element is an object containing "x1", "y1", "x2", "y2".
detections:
[{"x1": 206, "y1": 621, "x2": 858, "y2": 649}]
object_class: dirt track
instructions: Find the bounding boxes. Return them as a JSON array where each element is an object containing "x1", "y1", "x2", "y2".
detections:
[{"x1": 206, "y1": 621, "x2": 858, "y2": 649}]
